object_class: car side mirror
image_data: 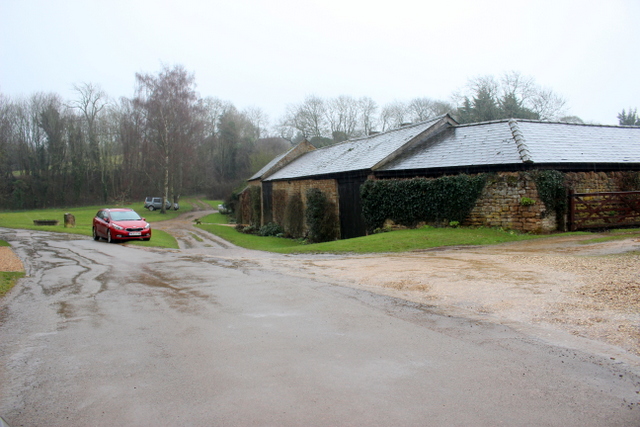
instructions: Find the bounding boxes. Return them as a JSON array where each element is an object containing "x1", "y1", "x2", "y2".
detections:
[{"x1": 142, "y1": 218, "x2": 146, "y2": 221}]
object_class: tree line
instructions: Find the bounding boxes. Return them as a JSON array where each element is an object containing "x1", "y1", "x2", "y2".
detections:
[
  {"x1": 0, "y1": 65, "x2": 288, "y2": 210},
  {"x1": 0, "y1": 66, "x2": 634, "y2": 211}
]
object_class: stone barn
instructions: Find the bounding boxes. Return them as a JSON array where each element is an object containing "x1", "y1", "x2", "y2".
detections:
[{"x1": 242, "y1": 115, "x2": 640, "y2": 238}]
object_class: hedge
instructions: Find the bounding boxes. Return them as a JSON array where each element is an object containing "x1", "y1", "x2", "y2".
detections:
[{"x1": 360, "y1": 174, "x2": 487, "y2": 231}]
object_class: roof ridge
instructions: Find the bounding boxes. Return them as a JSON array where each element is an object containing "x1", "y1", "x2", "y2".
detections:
[
  {"x1": 345, "y1": 115, "x2": 446, "y2": 144},
  {"x1": 456, "y1": 118, "x2": 640, "y2": 129},
  {"x1": 508, "y1": 119, "x2": 533, "y2": 163}
]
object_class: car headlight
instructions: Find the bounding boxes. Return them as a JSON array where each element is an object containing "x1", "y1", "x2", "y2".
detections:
[
  {"x1": 143, "y1": 223, "x2": 150, "y2": 230},
  {"x1": 112, "y1": 224, "x2": 124, "y2": 230}
]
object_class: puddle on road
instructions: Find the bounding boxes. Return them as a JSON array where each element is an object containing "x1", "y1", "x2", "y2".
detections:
[
  {"x1": 178, "y1": 254, "x2": 257, "y2": 271},
  {"x1": 132, "y1": 265, "x2": 218, "y2": 313}
]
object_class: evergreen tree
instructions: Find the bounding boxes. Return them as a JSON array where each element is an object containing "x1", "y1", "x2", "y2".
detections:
[{"x1": 618, "y1": 108, "x2": 640, "y2": 125}]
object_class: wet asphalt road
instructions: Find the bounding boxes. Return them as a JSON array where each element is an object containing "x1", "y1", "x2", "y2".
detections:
[{"x1": 1, "y1": 226, "x2": 639, "y2": 426}]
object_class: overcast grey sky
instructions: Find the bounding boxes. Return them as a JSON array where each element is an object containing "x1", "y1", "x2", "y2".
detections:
[{"x1": 1, "y1": 0, "x2": 638, "y2": 126}]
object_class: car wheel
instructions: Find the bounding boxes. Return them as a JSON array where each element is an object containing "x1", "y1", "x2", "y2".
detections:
[
  {"x1": 143, "y1": 238, "x2": 150, "y2": 241},
  {"x1": 107, "y1": 230, "x2": 115, "y2": 243},
  {"x1": 92, "y1": 227, "x2": 100, "y2": 241},
  {"x1": 148, "y1": 206, "x2": 155, "y2": 211}
]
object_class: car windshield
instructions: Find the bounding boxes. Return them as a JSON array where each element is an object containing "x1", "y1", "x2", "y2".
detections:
[{"x1": 110, "y1": 211, "x2": 142, "y2": 221}]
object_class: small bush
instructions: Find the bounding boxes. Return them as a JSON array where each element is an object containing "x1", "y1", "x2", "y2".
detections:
[
  {"x1": 236, "y1": 224, "x2": 258, "y2": 234},
  {"x1": 520, "y1": 197, "x2": 536, "y2": 206},
  {"x1": 259, "y1": 222, "x2": 284, "y2": 237}
]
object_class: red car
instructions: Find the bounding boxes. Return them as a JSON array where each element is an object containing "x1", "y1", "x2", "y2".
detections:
[{"x1": 92, "y1": 208, "x2": 151, "y2": 243}]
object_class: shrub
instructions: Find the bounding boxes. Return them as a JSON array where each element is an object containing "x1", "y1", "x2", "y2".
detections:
[
  {"x1": 283, "y1": 193, "x2": 304, "y2": 238},
  {"x1": 235, "y1": 224, "x2": 258, "y2": 234},
  {"x1": 259, "y1": 222, "x2": 284, "y2": 237},
  {"x1": 360, "y1": 174, "x2": 487, "y2": 232},
  {"x1": 305, "y1": 188, "x2": 339, "y2": 243},
  {"x1": 520, "y1": 197, "x2": 536, "y2": 206}
]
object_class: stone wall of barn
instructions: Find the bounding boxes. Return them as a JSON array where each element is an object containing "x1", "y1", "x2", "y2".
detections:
[
  {"x1": 466, "y1": 172, "x2": 556, "y2": 232},
  {"x1": 564, "y1": 171, "x2": 637, "y2": 193},
  {"x1": 467, "y1": 171, "x2": 638, "y2": 232},
  {"x1": 268, "y1": 178, "x2": 339, "y2": 237},
  {"x1": 237, "y1": 181, "x2": 261, "y2": 225}
]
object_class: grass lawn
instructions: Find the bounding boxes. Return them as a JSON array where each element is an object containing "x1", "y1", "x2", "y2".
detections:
[
  {"x1": 197, "y1": 222, "x2": 566, "y2": 254},
  {"x1": 578, "y1": 228, "x2": 640, "y2": 245},
  {"x1": 0, "y1": 198, "x2": 206, "y2": 249},
  {"x1": 197, "y1": 211, "x2": 230, "y2": 224},
  {"x1": 0, "y1": 238, "x2": 24, "y2": 297},
  {"x1": 200, "y1": 199, "x2": 224, "y2": 209},
  {"x1": 0, "y1": 271, "x2": 25, "y2": 297}
]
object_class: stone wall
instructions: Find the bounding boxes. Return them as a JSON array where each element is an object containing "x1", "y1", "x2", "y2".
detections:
[
  {"x1": 237, "y1": 182, "x2": 261, "y2": 225},
  {"x1": 468, "y1": 171, "x2": 639, "y2": 233},
  {"x1": 564, "y1": 171, "x2": 635, "y2": 193},
  {"x1": 268, "y1": 178, "x2": 339, "y2": 236},
  {"x1": 256, "y1": 170, "x2": 639, "y2": 237},
  {"x1": 467, "y1": 172, "x2": 555, "y2": 232}
]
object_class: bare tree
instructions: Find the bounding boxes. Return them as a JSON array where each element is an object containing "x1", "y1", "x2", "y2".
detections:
[
  {"x1": 243, "y1": 106, "x2": 270, "y2": 139},
  {"x1": 134, "y1": 65, "x2": 203, "y2": 213},
  {"x1": 453, "y1": 72, "x2": 567, "y2": 123},
  {"x1": 71, "y1": 83, "x2": 110, "y2": 200},
  {"x1": 326, "y1": 95, "x2": 359, "y2": 139},
  {"x1": 379, "y1": 101, "x2": 408, "y2": 131},
  {"x1": 358, "y1": 96, "x2": 378, "y2": 136},
  {"x1": 281, "y1": 95, "x2": 328, "y2": 139}
]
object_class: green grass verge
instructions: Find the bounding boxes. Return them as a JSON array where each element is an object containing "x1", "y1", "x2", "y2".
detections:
[
  {"x1": 197, "y1": 212, "x2": 230, "y2": 224},
  {"x1": 0, "y1": 200, "x2": 197, "y2": 249},
  {"x1": 578, "y1": 228, "x2": 640, "y2": 244},
  {"x1": 197, "y1": 224, "x2": 303, "y2": 251},
  {"x1": 0, "y1": 271, "x2": 24, "y2": 297},
  {"x1": 197, "y1": 224, "x2": 555, "y2": 254},
  {"x1": 200, "y1": 199, "x2": 224, "y2": 209}
]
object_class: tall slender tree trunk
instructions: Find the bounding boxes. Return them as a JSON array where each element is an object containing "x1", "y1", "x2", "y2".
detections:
[{"x1": 162, "y1": 153, "x2": 169, "y2": 214}]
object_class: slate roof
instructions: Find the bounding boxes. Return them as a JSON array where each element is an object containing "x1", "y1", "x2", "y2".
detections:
[
  {"x1": 516, "y1": 120, "x2": 640, "y2": 163},
  {"x1": 380, "y1": 119, "x2": 640, "y2": 172},
  {"x1": 249, "y1": 146, "x2": 293, "y2": 181},
  {"x1": 264, "y1": 116, "x2": 448, "y2": 181}
]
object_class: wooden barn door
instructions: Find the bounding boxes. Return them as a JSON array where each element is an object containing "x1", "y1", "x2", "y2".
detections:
[
  {"x1": 262, "y1": 182, "x2": 273, "y2": 225},
  {"x1": 337, "y1": 177, "x2": 367, "y2": 239}
]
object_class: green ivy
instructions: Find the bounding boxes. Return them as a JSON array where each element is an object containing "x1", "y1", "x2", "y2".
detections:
[
  {"x1": 249, "y1": 186, "x2": 261, "y2": 226},
  {"x1": 532, "y1": 170, "x2": 567, "y2": 226},
  {"x1": 360, "y1": 174, "x2": 487, "y2": 232},
  {"x1": 305, "y1": 188, "x2": 339, "y2": 243},
  {"x1": 283, "y1": 193, "x2": 304, "y2": 238}
]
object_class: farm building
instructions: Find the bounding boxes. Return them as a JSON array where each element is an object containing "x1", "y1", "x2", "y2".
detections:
[{"x1": 240, "y1": 115, "x2": 640, "y2": 239}]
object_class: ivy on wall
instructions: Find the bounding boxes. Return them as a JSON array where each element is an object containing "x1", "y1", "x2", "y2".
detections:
[
  {"x1": 531, "y1": 170, "x2": 567, "y2": 227},
  {"x1": 305, "y1": 188, "x2": 339, "y2": 243},
  {"x1": 249, "y1": 185, "x2": 262, "y2": 226},
  {"x1": 360, "y1": 174, "x2": 487, "y2": 232},
  {"x1": 616, "y1": 171, "x2": 640, "y2": 191},
  {"x1": 283, "y1": 193, "x2": 304, "y2": 238}
]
